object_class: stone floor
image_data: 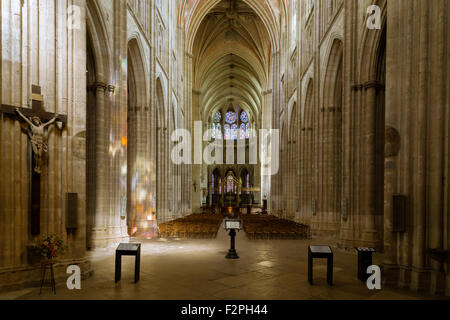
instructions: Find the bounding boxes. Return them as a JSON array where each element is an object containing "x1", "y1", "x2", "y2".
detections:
[{"x1": 1, "y1": 225, "x2": 447, "y2": 300}]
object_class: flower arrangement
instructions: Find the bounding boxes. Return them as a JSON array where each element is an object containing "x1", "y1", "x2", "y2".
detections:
[{"x1": 35, "y1": 235, "x2": 67, "y2": 260}]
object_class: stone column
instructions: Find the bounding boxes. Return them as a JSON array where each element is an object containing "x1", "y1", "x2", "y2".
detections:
[
  {"x1": 339, "y1": 0, "x2": 356, "y2": 249},
  {"x1": 270, "y1": 51, "x2": 281, "y2": 213},
  {"x1": 164, "y1": 127, "x2": 169, "y2": 219},
  {"x1": 191, "y1": 90, "x2": 201, "y2": 212},
  {"x1": 156, "y1": 126, "x2": 163, "y2": 222},
  {"x1": 410, "y1": 0, "x2": 429, "y2": 292},
  {"x1": 93, "y1": 82, "x2": 107, "y2": 230},
  {"x1": 362, "y1": 81, "x2": 381, "y2": 247},
  {"x1": 184, "y1": 52, "x2": 193, "y2": 215}
]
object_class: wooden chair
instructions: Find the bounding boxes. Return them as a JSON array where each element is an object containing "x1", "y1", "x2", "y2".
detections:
[
  {"x1": 254, "y1": 228, "x2": 264, "y2": 240},
  {"x1": 193, "y1": 224, "x2": 201, "y2": 238},
  {"x1": 168, "y1": 224, "x2": 177, "y2": 238},
  {"x1": 159, "y1": 225, "x2": 166, "y2": 238},
  {"x1": 208, "y1": 225, "x2": 216, "y2": 238},
  {"x1": 187, "y1": 224, "x2": 195, "y2": 238},
  {"x1": 178, "y1": 225, "x2": 187, "y2": 239}
]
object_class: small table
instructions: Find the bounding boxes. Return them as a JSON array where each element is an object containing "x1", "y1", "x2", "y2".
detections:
[
  {"x1": 115, "y1": 243, "x2": 141, "y2": 283},
  {"x1": 308, "y1": 246, "x2": 333, "y2": 286},
  {"x1": 356, "y1": 247, "x2": 375, "y2": 281}
]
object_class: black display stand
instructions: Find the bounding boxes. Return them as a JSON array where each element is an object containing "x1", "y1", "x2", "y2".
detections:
[
  {"x1": 356, "y1": 247, "x2": 375, "y2": 281},
  {"x1": 308, "y1": 245, "x2": 333, "y2": 286},
  {"x1": 115, "y1": 243, "x2": 141, "y2": 283},
  {"x1": 39, "y1": 261, "x2": 56, "y2": 295},
  {"x1": 226, "y1": 229, "x2": 239, "y2": 259},
  {"x1": 224, "y1": 218, "x2": 242, "y2": 260}
]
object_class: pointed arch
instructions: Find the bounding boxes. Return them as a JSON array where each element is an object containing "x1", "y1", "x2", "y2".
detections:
[
  {"x1": 303, "y1": 78, "x2": 314, "y2": 128},
  {"x1": 127, "y1": 37, "x2": 148, "y2": 108},
  {"x1": 156, "y1": 77, "x2": 166, "y2": 128},
  {"x1": 317, "y1": 37, "x2": 343, "y2": 236},
  {"x1": 184, "y1": 0, "x2": 282, "y2": 53},
  {"x1": 126, "y1": 36, "x2": 148, "y2": 236},
  {"x1": 323, "y1": 38, "x2": 344, "y2": 109},
  {"x1": 289, "y1": 102, "x2": 297, "y2": 142},
  {"x1": 357, "y1": 0, "x2": 387, "y2": 82},
  {"x1": 86, "y1": 0, "x2": 113, "y2": 84},
  {"x1": 299, "y1": 79, "x2": 314, "y2": 222}
]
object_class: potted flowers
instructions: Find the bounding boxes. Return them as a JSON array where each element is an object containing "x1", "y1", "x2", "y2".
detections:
[
  {"x1": 34, "y1": 235, "x2": 67, "y2": 295},
  {"x1": 35, "y1": 235, "x2": 67, "y2": 261}
]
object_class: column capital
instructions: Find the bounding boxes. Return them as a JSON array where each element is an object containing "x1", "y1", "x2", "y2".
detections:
[
  {"x1": 351, "y1": 84, "x2": 363, "y2": 91},
  {"x1": 363, "y1": 80, "x2": 384, "y2": 91},
  {"x1": 87, "y1": 82, "x2": 108, "y2": 92}
]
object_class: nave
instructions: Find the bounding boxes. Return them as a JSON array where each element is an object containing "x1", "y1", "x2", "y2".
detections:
[
  {"x1": 0, "y1": 0, "x2": 448, "y2": 299},
  {"x1": 3, "y1": 219, "x2": 443, "y2": 301}
]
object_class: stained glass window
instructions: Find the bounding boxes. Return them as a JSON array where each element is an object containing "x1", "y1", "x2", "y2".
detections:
[
  {"x1": 291, "y1": 0, "x2": 298, "y2": 51},
  {"x1": 211, "y1": 174, "x2": 215, "y2": 194},
  {"x1": 213, "y1": 112, "x2": 221, "y2": 123},
  {"x1": 240, "y1": 111, "x2": 249, "y2": 123},
  {"x1": 231, "y1": 124, "x2": 238, "y2": 140},
  {"x1": 227, "y1": 175, "x2": 234, "y2": 193},
  {"x1": 211, "y1": 123, "x2": 222, "y2": 140},
  {"x1": 215, "y1": 123, "x2": 222, "y2": 139},
  {"x1": 246, "y1": 173, "x2": 250, "y2": 194},
  {"x1": 224, "y1": 124, "x2": 231, "y2": 140},
  {"x1": 211, "y1": 124, "x2": 216, "y2": 139},
  {"x1": 240, "y1": 123, "x2": 246, "y2": 139},
  {"x1": 225, "y1": 111, "x2": 237, "y2": 124},
  {"x1": 246, "y1": 123, "x2": 250, "y2": 139}
]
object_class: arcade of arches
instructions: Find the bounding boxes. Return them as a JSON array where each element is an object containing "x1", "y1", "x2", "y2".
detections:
[{"x1": 0, "y1": 0, "x2": 449, "y2": 298}]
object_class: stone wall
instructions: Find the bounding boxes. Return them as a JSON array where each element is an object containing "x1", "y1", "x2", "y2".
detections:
[
  {"x1": 273, "y1": 0, "x2": 449, "y2": 296},
  {"x1": 0, "y1": 0, "x2": 91, "y2": 291},
  {"x1": 1, "y1": 0, "x2": 448, "y2": 297}
]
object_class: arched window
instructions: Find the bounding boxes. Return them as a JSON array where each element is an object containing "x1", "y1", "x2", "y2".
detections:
[
  {"x1": 225, "y1": 111, "x2": 237, "y2": 124},
  {"x1": 211, "y1": 123, "x2": 216, "y2": 139},
  {"x1": 239, "y1": 111, "x2": 250, "y2": 139},
  {"x1": 231, "y1": 124, "x2": 238, "y2": 140},
  {"x1": 239, "y1": 123, "x2": 246, "y2": 139},
  {"x1": 224, "y1": 111, "x2": 238, "y2": 140},
  {"x1": 215, "y1": 123, "x2": 222, "y2": 139},
  {"x1": 246, "y1": 173, "x2": 250, "y2": 194},
  {"x1": 224, "y1": 124, "x2": 231, "y2": 140},
  {"x1": 212, "y1": 112, "x2": 222, "y2": 139},
  {"x1": 291, "y1": 0, "x2": 298, "y2": 51},
  {"x1": 240, "y1": 111, "x2": 249, "y2": 123},
  {"x1": 227, "y1": 175, "x2": 234, "y2": 193},
  {"x1": 213, "y1": 112, "x2": 222, "y2": 123}
]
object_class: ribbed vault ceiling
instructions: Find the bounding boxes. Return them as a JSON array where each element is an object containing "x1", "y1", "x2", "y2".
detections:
[{"x1": 193, "y1": 0, "x2": 272, "y2": 121}]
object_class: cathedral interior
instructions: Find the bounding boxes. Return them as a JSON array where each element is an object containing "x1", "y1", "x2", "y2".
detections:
[{"x1": 0, "y1": 0, "x2": 449, "y2": 300}]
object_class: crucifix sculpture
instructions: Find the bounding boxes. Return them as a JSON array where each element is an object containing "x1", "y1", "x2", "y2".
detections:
[
  {"x1": 15, "y1": 108, "x2": 58, "y2": 174},
  {"x1": 1, "y1": 85, "x2": 67, "y2": 235}
]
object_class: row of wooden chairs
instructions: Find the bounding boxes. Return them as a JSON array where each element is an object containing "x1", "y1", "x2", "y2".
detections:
[
  {"x1": 242, "y1": 215, "x2": 311, "y2": 240},
  {"x1": 158, "y1": 213, "x2": 222, "y2": 239}
]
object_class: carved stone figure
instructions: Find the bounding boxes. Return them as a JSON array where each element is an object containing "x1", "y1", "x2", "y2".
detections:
[{"x1": 15, "y1": 108, "x2": 57, "y2": 174}]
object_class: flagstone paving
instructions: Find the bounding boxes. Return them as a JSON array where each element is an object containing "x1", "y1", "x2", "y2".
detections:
[{"x1": 3, "y1": 225, "x2": 447, "y2": 300}]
